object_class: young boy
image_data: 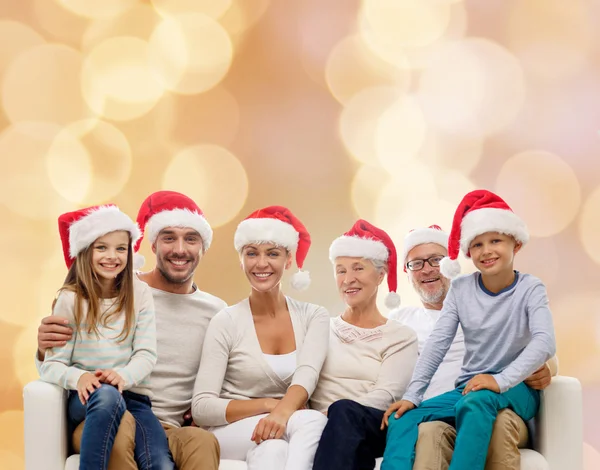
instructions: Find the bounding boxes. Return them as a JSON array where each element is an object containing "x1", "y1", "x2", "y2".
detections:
[{"x1": 380, "y1": 189, "x2": 556, "y2": 470}]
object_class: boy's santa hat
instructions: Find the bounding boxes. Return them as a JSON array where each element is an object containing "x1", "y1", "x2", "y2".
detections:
[
  {"x1": 58, "y1": 205, "x2": 141, "y2": 269},
  {"x1": 135, "y1": 191, "x2": 213, "y2": 267},
  {"x1": 329, "y1": 219, "x2": 400, "y2": 309},
  {"x1": 234, "y1": 206, "x2": 311, "y2": 290},
  {"x1": 402, "y1": 225, "x2": 449, "y2": 272},
  {"x1": 440, "y1": 189, "x2": 529, "y2": 279}
]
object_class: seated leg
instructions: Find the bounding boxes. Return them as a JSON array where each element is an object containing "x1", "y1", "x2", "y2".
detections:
[
  {"x1": 414, "y1": 421, "x2": 456, "y2": 470},
  {"x1": 164, "y1": 425, "x2": 220, "y2": 470}
]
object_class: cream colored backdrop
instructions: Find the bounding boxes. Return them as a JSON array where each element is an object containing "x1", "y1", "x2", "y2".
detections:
[{"x1": 0, "y1": 0, "x2": 599, "y2": 468}]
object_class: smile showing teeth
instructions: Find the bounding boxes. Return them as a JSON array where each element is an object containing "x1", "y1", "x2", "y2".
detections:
[
  {"x1": 482, "y1": 258, "x2": 497, "y2": 266},
  {"x1": 345, "y1": 288, "x2": 360, "y2": 294},
  {"x1": 422, "y1": 278, "x2": 439, "y2": 284},
  {"x1": 101, "y1": 264, "x2": 118, "y2": 269},
  {"x1": 169, "y1": 260, "x2": 188, "y2": 266},
  {"x1": 254, "y1": 273, "x2": 272, "y2": 278}
]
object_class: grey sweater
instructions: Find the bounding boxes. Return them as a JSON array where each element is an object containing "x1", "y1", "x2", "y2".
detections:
[{"x1": 403, "y1": 272, "x2": 556, "y2": 406}]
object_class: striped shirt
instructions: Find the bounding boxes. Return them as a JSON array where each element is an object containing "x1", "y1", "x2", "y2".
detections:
[{"x1": 39, "y1": 278, "x2": 157, "y2": 396}]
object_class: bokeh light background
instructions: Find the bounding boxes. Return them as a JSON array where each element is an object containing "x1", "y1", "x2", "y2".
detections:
[{"x1": 0, "y1": 0, "x2": 599, "y2": 467}]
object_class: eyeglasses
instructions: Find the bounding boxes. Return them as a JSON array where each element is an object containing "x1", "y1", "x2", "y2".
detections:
[{"x1": 406, "y1": 255, "x2": 444, "y2": 272}]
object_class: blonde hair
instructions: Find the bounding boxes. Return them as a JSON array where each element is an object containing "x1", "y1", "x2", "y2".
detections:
[{"x1": 52, "y1": 234, "x2": 135, "y2": 342}]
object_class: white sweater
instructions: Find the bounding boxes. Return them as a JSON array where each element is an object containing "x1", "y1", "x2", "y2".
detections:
[
  {"x1": 389, "y1": 305, "x2": 465, "y2": 400},
  {"x1": 192, "y1": 297, "x2": 330, "y2": 427},
  {"x1": 310, "y1": 316, "x2": 418, "y2": 412}
]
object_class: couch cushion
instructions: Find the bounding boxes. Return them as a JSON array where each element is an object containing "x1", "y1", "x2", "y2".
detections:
[{"x1": 65, "y1": 455, "x2": 79, "y2": 470}]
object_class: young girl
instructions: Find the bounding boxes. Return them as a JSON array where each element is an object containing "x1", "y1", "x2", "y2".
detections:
[{"x1": 39, "y1": 205, "x2": 172, "y2": 470}]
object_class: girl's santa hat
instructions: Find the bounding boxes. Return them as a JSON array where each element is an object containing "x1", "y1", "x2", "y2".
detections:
[
  {"x1": 135, "y1": 191, "x2": 213, "y2": 267},
  {"x1": 402, "y1": 225, "x2": 449, "y2": 272},
  {"x1": 234, "y1": 206, "x2": 311, "y2": 290},
  {"x1": 440, "y1": 189, "x2": 529, "y2": 279},
  {"x1": 58, "y1": 205, "x2": 141, "y2": 268},
  {"x1": 329, "y1": 219, "x2": 401, "y2": 309}
]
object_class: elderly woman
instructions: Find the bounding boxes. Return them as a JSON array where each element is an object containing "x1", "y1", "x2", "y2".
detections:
[
  {"x1": 192, "y1": 206, "x2": 330, "y2": 470},
  {"x1": 311, "y1": 220, "x2": 418, "y2": 470}
]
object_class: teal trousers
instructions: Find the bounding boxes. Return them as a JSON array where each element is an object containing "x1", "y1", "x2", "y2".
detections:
[{"x1": 381, "y1": 383, "x2": 539, "y2": 470}]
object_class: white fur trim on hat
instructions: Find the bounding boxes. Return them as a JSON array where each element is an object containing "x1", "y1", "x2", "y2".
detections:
[
  {"x1": 329, "y1": 236, "x2": 389, "y2": 262},
  {"x1": 146, "y1": 208, "x2": 213, "y2": 250},
  {"x1": 402, "y1": 228, "x2": 448, "y2": 264},
  {"x1": 460, "y1": 207, "x2": 529, "y2": 255},
  {"x1": 69, "y1": 206, "x2": 141, "y2": 259},
  {"x1": 234, "y1": 218, "x2": 299, "y2": 252}
]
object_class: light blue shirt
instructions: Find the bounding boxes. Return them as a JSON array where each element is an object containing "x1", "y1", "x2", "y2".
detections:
[{"x1": 403, "y1": 272, "x2": 556, "y2": 406}]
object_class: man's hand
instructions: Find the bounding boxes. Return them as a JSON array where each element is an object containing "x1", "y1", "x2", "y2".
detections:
[
  {"x1": 524, "y1": 364, "x2": 552, "y2": 390},
  {"x1": 38, "y1": 315, "x2": 72, "y2": 359},
  {"x1": 77, "y1": 373, "x2": 101, "y2": 405},
  {"x1": 462, "y1": 374, "x2": 500, "y2": 395},
  {"x1": 381, "y1": 400, "x2": 416, "y2": 429},
  {"x1": 182, "y1": 408, "x2": 198, "y2": 427},
  {"x1": 95, "y1": 369, "x2": 125, "y2": 393}
]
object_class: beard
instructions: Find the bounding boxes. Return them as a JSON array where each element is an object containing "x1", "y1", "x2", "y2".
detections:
[
  {"x1": 412, "y1": 278, "x2": 450, "y2": 306},
  {"x1": 156, "y1": 254, "x2": 199, "y2": 285}
]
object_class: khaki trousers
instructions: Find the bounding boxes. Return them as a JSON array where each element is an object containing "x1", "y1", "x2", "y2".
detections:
[
  {"x1": 72, "y1": 411, "x2": 220, "y2": 470},
  {"x1": 414, "y1": 408, "x2": 529, "y2": 470}
]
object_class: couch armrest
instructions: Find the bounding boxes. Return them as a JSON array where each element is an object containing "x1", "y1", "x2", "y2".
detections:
[
  {"x1": 533, "y1": 376, "x2": 583, "y2": 470},
  {"x1": 23, "y1": 380, "x2": 69, "y2": 470}
]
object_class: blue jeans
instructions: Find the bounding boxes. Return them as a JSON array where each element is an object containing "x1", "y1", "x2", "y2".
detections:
[
  {"x1": 313, "y1": 399, "x2": 387, "y2": 470},
  {"x1": 68, "y1": 385, "x2": 174, "y2": 470},
  {"x1": 381, "y1": 383, "x2": 540, "y2": 470}
]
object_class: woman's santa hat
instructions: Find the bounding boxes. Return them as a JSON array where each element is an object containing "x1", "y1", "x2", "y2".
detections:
[
  {"x1": 134, "y1": 191, "x2": 213, "y2": 267},
  {"x1": 402, "y1": 225, "x2": 449, "y2": 272},
  {"x1": 329, "y1": 219, "x2": 401, "y2": 309},
  {"x1": 234, "y1": 206, "x2": 311, "y2": 290},
  {"x1": 440, "y1": 189, "x2": 529, "y2": 279},
  {"x1": 58, "y1": 205, "x2": 141, "y2": 269}
]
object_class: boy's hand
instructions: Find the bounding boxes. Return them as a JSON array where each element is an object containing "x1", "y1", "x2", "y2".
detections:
[
  {"x1": 462, "y1": 374, "x2": 500, "y2": 394},
  {"x1": 381, "y1": 400, "x2": 416, "y2": 429},
  {"x1": 95, "y1": 369, "x2": 125, "y2": 393},
  {"x1": 524, "y1": 364, "x2": 551, "y2": 390},
  {"x1": 77, "y1": 373, "x2": 101, "y2": 405}
]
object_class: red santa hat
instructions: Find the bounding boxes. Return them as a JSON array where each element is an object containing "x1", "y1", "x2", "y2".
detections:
[
  {"x1": 134, "y1": 191, "x2": 213, "y2": 268},
  {"x1": 440, "y1": 189, "x2": 529, "y2": 279},
  {"x1": 234, "y1": 206, "x2": 311, "y2": 290},
  {"x1": 58, "y1": 205, "x2": 141, "y2": 269},
  {"x1": 328, "y1": 219, "x2": 400, "y2": 309},
  {"x1": 402, "y1": 225, "x2": 449, "y2": 272}
]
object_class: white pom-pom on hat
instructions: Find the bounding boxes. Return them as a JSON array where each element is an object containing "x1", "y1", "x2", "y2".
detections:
[
  {"x1": 291, "y1": 270, "x2": 311, "y2": 291},
  {"x1": 439, "y1": 256, "x2": 461, "y2": 279},
  {"x1": 385, "y1": 291, "x2": 401, "y2": 309}
]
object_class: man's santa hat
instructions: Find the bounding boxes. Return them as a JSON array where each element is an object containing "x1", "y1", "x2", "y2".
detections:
[
  {"x1": 234, "y1": 206, "x2": 311, "y2": 290},
  {"x1": 58, "y1": 205, "x2": 141, "y2": 269},
  {"x1": 440, "y1": 189, "x2": 529, "y2": 279},
  {"x1": 329, "y1": 219, "x2": 400, "y2": 309},
  {"x1": 135, "y1": 191, "x2": 213, "y2": 267},
  {"x1": 402, "y1": 225, "x2": 449, "y2": 272}
]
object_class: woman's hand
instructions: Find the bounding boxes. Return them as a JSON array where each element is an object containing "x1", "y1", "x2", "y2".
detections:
[
  {"x1": 462, "y1": 374, "x2": 500, "y2": 394},
  {"x1": 251, "y1": 410, "x2": 289, "y2": 444},
  {"x1": 381, "y1": 400, "x2": 416, "y2": 429},
  {"x1": 77, "y1": 372, "x2": 101, "y2": 405}
]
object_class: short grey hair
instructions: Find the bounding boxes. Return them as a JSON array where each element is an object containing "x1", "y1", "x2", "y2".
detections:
[{"x1": 369, "y1": 258, "x2": 388, "y2": 274}]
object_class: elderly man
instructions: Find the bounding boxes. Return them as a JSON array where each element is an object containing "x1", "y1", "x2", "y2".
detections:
[
  {"x1": 389, "y1": 225, "x2": 557, "y2": 470},
  {"x1": 36, "y1": 191, "x2": 226, "y2": 470}
]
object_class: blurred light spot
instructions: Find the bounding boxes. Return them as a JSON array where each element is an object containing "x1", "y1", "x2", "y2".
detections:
[
  {"x1": 14, "y1": 325, "x2": 41, "y2": 388},
  {"x1": 0, "y1": 122, "x2": 77, "y2": 220},
  {"x1": 3, "y1": 44, "x2": 89, "y2": 125},
  {"x1": 57, "y1": 0, "x2": 138, "y2": 19},
  {"x1": 325, "y1": 35, "x2": 410, "y2": 106},
  {"x1": 33, "y1": 0, "x2": 88, "y2": 46},
  {"x1": 162, "y1": 145, "x2": 248, "y2": 227},
  {"x1": 584, "y1": 442, "x2": 600, "y2": 470},
  {"x1": 0, "y1": 411, "x2": 24, "y2": 456},
  {"x1": 419, "y1": 129, "x2": 483, "y2": 174},
  {"x1": 496, "y1": 151, "x2": 581, "y2": 237},
  {"x1": 516, "y1": 236, "x2": 559, "y2": 287},
  {"x1": 418, "y1": 38, "x2": 525, "y2": 136},
  {"x1": 376, "y1": 95, "x2": 427, "y2": 172},
  {"x1": 154, "y1": 86, "x2": 240, "y2": 148},
  {"x1": 579, "y1": 186, "x2": 600, "y2": 265},
  {"x1": 82, "y1": 4, "x2": 161, "y2": 51},
  {"x1": 81, "y1": 37, "x2": 165, "y2": 121},
  {"x1": 508, "y1": 0, "x2": 592, "y2": 82},
  {"x1": 0, "y1": 451, "x2": 23, "y2": 470},
  {"x1": 47, "y1": 120, "x2": 133, "y2": 204},
  {"x1": 148, "y1": 13, "x2": 233, "y2": 95},
  {"x1": 351, "y1": 164, "x2": 391, "y2": 221},
  {"x1": 0, "y1": 20, "x2": 45, "y2": 78},
  {"x1": 220, "y1": 0, "x2": 270, "y2": 39},
  {"x1": 151, "y1": 0, "x2": 232, "y2": 19},
  {"x1": 339, "y1": 86, "x2": 401, "y2": 165},
  {"x1": 359, "y1": 0, "x2": 451, "y2": 67},
  {"x1": 434, "y1": 170, "x2": 476, "y2": 206}
]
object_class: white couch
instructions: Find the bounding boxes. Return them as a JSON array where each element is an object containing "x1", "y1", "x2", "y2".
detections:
[{"x1": 24, "y1": 376, "x2": 583, "y2": 470}]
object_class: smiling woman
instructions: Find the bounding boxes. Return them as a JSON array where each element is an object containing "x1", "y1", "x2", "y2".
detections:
[{"x1": 192, "y1": 206, "x2": 330, "y2": 470}]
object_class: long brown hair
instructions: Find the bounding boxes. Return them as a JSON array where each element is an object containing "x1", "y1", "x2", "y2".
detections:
[{"x1": 52, "y1": 233, "x2": 136, "y2": 342}]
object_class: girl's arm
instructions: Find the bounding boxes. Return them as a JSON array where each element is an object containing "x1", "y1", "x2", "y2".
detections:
[
  {"x1": 38, "y1": 292, "x2": 87, "y2": 390},
  {"x1": 113, "y1": 283, "x2": 157, "y2": 389}
]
